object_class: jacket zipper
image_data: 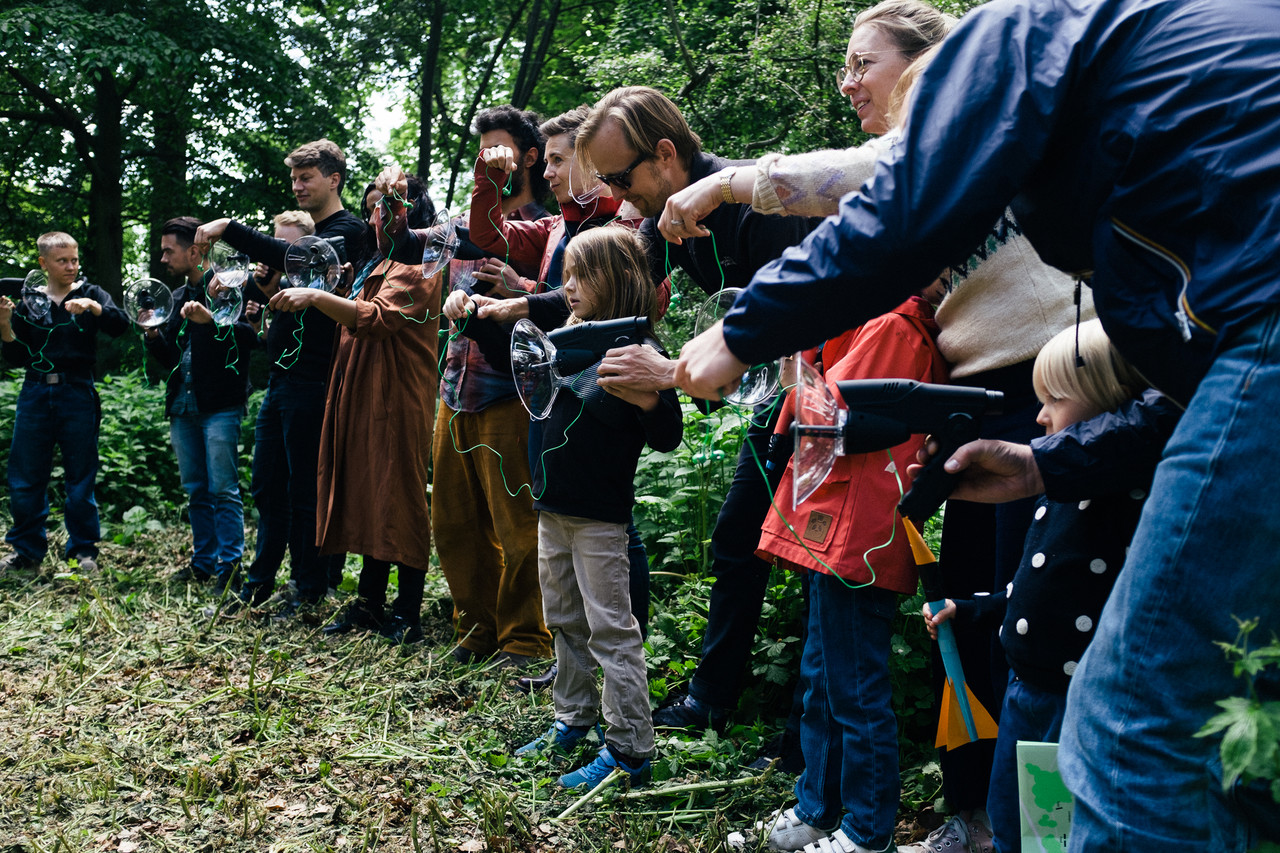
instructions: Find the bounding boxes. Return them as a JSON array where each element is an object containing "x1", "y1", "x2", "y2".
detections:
[{"x1": 1110, "y1": 218, "x2": 1216, "y2": 341}]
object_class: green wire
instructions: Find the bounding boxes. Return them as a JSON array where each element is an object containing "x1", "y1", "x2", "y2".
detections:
[{"x1": 9, "y1": 311, "x2": 78, "y2": 374}]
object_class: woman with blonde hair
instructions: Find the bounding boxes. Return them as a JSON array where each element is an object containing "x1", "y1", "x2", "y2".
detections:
[{"x1": 690, "y1": 0, "x2": 1097, "y2": 849}]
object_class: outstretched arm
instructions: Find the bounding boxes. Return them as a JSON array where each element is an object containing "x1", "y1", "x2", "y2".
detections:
[
  {"x1": 907, "y1": 438, "x2": 1046, "y2": 505},
  {"x1": 268, "y1": 288, "x2": 358, "y2": 328}
]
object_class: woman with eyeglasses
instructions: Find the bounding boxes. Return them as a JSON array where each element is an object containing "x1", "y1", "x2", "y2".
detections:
[{"x1": 669, "y1": 3, "x2": 1098, "y2": 853}]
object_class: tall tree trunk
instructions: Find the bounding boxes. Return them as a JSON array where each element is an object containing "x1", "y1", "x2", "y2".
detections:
[
  {"x1": 417, "y1": 0, "x2": 445, "y2": 179},
  {"x1": 148, "y1": 90, "x2": 191, "y2": 282},
  {"x1": 87, "y1": 70, "x2": 124, "y2": 299},
  {"x1": 510, "y1": 0, "x2": 561, "y2": 109}
]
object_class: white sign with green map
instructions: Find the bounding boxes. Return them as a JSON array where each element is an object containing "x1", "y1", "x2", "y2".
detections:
[{"x1": 1017, "y1": 741, "x2": 1074, "y2": 852}]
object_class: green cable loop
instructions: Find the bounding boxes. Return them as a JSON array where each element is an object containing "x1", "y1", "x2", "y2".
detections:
[
  {"x1": 9, "y1": 310, "x2": 79, "y2": 374},
  {"x1": 747, "y1": 408, "x2": 905, "y2": 590},
  {"x1": 203, "y1": 279, "x2": 242, "y2": 375}
]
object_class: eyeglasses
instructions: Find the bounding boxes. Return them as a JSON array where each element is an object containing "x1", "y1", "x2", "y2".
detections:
[
  {"x1": 595, "y1": 152, "x2": 650, "y2": 191},
  {"x1": 836, "y1": 50, "x2": 903, "y2": 88}
]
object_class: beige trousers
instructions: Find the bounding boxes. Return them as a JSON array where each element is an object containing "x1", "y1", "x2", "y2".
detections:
[{"x1": 539, "y1": 511, "x2": 654, "y2": 759}]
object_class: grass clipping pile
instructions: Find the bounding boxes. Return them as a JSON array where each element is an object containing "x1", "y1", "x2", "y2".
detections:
[{"x1": 0, "y1": 530, "x2": 791, "y2": 852}]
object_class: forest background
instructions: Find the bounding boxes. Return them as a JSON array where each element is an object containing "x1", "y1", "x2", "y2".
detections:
[
  {"x1": 5, "y1": 0, "x2": 1280, "y2": 851},
  {"x1": 0, "y1": 0, "x2": 980, "y2": 294},
  {"x1": 0, "y1": 0, "x2": 1046, "y2": 850}
]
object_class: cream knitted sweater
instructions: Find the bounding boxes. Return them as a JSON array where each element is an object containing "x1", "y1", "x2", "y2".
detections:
[{"x1": 750, "y1": 137, "x2": 1094, "y2": 378}]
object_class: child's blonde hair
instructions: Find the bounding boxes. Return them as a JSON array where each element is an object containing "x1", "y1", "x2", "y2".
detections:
[
  {"x1": 563, "y1": 226, "x2": 656, "y2": 327},
  {"x1": 37, "y1": 232, "x2": 77, "y2": 256},
  {"x1": 272, "y1": 210, "x2": 316, "y2": 235},
  {"x1": 1033, "y1": 318, "x2": 1146, "y2": 413}
]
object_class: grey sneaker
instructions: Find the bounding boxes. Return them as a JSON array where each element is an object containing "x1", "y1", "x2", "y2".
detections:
[
  {"x1": 73, "y1": 555, "x2": 98, "y2": 573},
  {"x1": 897, "y1": 816, "x2": 972, "y2": 853},
  {"x1": 727, "y1": 807, "x2": 835, "y2": 852},
  {"x1": 0, "y1": 552, "x2": 39, "y2": 574}
]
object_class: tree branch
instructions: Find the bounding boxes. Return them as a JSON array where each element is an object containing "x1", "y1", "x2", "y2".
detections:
[
  {"x1": 662, "y1": 0, "x2": 700, "y2": 81},
  {"x1": 744, "y1": 131, "x2": 786, "y2": 156},
  {"x1": 444, "y1": 0, "x2": 532, "y2": 207},
  {"x1": 6, "y1": 66, "x2": 100, "y2": 179}
]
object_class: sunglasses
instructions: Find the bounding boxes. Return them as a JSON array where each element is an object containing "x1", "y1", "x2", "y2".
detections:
[{"x1": 595, "y1": 152, "x2": 651, "y2": 191}]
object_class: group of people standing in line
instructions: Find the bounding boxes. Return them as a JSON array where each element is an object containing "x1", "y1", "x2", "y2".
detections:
[{"x1": 5, "y1": 0, "x2": 1280, "y2": 850}]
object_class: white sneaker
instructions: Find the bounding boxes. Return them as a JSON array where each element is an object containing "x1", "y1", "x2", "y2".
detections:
[
  {"x1": 801, "y1": 829, "x2": 893, "y2": 853},
  {"x1": 727, "y1": 807, "x2": 835, "y2": 852}
]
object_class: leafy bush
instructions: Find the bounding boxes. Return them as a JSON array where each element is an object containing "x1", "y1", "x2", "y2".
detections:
[
  {"x1": 95, "y1": 368, "x2": 184, "y2": 524},
  {"x1": 634, "y1": 401, "x2": 741, "y2": 575},
  {"x1": 1198, "y1": 617, "x2": 1280, "y2": 806},
  {"x1": 0, "y1": 367, "x2": 263, "y2": 542}
]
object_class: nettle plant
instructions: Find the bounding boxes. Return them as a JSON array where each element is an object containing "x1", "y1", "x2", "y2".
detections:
[{"x1": 1198, "y1": 617, "x2": 1280, "y2": 810}]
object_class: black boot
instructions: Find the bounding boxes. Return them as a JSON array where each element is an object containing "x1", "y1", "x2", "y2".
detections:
[
  {"x1": 516, "y1": 663, "x2": 558, "y2": 693},
  {"x1": 322, "y1": 598, "x2": 385, "y2": 635}
]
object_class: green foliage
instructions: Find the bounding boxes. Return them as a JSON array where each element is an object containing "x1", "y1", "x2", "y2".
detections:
[
  {"x1": 112, "y1": 505, "x2": 165, "y2": 546},
  {"x1": 0, "y1": 0, "x2": 379, "y2": 291},
  {"x1": 1197, "y1": 617, "x2": 1280, "y2": 805},
  {"x1": 2, "y1": 0, "x2": 992, "y2": 284},
  {"x1": 94, "y1": 368, "x2": 185, "y2": 525},
  {"x1": 0, "y1": 366, "x2": 261, "y2": 540},
  {"x1": 634, "y1": 402, "x2": 741, "y2": 574}
]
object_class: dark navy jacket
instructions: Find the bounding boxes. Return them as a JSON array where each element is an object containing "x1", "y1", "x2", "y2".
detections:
[
  {"x1": 640, "y1": 151, "x2": 820, "y2": 296},
  {"x1": 723, "y1": 0, "x2": 1280, "y2": 405},
  {"x1": 144, "y1": 272, "x2": 255, "y2": 416}
]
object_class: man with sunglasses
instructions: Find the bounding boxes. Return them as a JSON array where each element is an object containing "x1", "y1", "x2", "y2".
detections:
[{"x1": 577, "y1": 87, "x2": 818, "y2": 750}]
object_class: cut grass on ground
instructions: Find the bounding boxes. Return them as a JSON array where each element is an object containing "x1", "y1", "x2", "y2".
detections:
[{"x1": 0, "y1": 528, "x2": 940, "y2": 852}]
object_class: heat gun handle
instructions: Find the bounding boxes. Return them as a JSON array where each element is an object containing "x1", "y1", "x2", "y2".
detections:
[{"x1": 898, "y1": 443, "x2": 958, "y2": 528}]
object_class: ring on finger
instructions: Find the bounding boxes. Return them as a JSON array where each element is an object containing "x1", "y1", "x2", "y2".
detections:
[{"x1": 671, "y1": 219, "x2": 684, "y2": 226}]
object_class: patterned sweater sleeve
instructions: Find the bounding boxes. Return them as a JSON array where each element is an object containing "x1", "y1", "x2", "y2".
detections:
[{"x1": 751, "y1": 136, "x2": 892, "y2": 218}]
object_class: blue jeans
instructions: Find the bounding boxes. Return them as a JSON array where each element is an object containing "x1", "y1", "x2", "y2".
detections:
[
  {"x1": 242, "y1": 376, "x2": 328, "y2": 601},
  {"x1": 1061, "y1": 306, "x2": 1280, "y2": 852},
  {"x1": 5, "y1": 376, "x2": 101, "y2": 560},
  {"x1": 793, "y1": 572, "x2": 898, "y2": 849},
  {"x1": 170, "y1": 408, "x2": 245, "y2": 580},
  {"x1": 988, "y1": 675, "x2": 1067, "y2": 853}
]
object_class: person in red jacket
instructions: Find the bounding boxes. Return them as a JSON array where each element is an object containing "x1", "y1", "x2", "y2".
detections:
[
  {"x1": 733, "y1": 282, "x2": 946, "y2": 853},
  {"x1": 461, "y1": 106, "x2": 664, "y2": 691}
]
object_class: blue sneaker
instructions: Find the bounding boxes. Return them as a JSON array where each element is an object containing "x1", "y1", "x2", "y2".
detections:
[
  {"x1": 515, "y1": 720, "x2": 597, "y2": 759},
  {"x1": 557, "y1": 745, "x2": 651, "y2": 789}
]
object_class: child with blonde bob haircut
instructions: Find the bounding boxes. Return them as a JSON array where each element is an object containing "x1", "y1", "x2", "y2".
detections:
[
  {"x1": 1031, "y1": 319, "x2": 1146, "y2": 433},
  {"x1": 925, "y1": 318, "x2": 1153, "y2": 853}
]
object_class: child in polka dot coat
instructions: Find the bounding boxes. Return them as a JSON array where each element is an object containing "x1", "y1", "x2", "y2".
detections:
[{"x1": 923, "y1": 319, "x2": 1156, "y2": 853}]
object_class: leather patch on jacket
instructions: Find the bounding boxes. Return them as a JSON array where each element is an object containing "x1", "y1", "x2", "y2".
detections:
[{"x1": 803, "y1": 510, "x2": 833, "y2": 544}]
